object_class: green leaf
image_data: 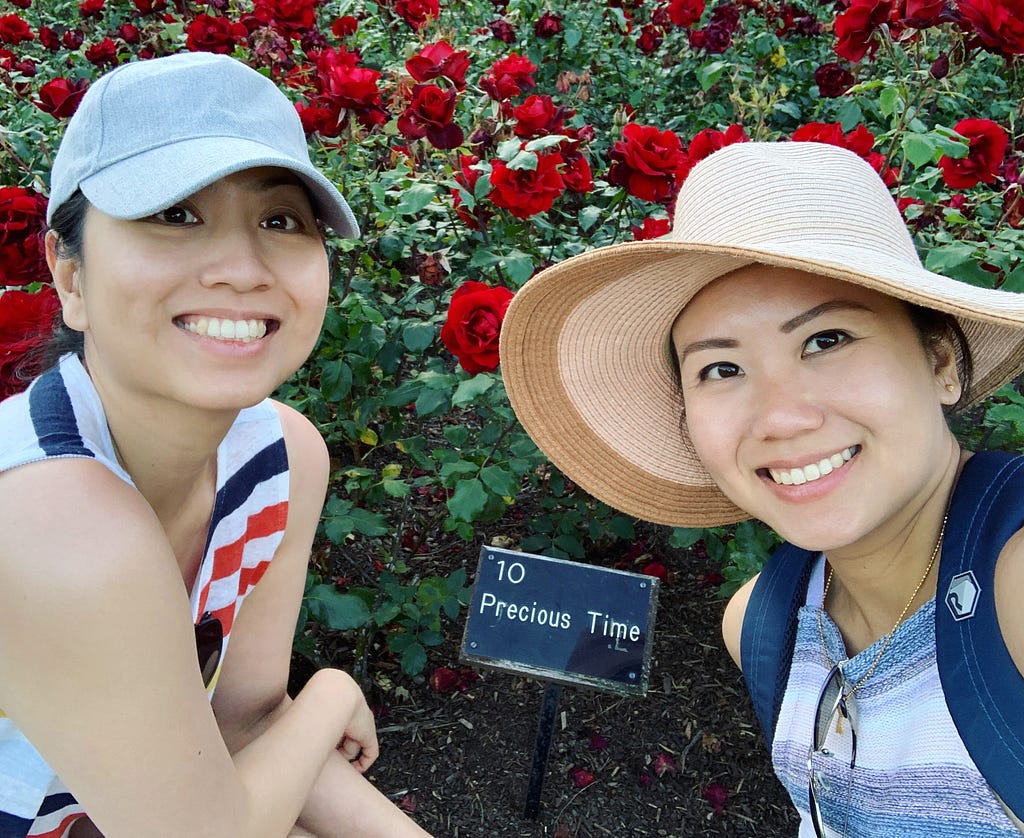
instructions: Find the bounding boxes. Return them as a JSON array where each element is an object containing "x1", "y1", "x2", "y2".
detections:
[
  {"x1": 480, "y1": 465, "x2": 520, "y2": 498},
  {"x1": 902, "y1": 133, "x2": 937, "y2": 168},
  {"x1": 402, "y1": 321, "x2": 435, "y2": 352},
  {"x1": 507, "y1": 149, "x2": 539, "y2": 171},
  {"x1": 668, "y1": 527, "x2": 705, "y2": 549},
  {"x1": 452, "y1": 374, "x2": 496, "y2": 406},
  {"x1": 503, "y1": 251, "x2": 536, "y2": 286},
  {"x1": 415, "y1": 387, "x2": 450, "y2": 417},
  {"x1": 394, "y1": 182, "x2": 436, "y2": 215},
  {"x1": 696, "y1": 60, "x2": 730, "y2": 91},
  {"x1": 400, "y1": 641, "x2": 428, "y2": 675},
  {"x1": 447, "y1": 477, "x2": 488, "y2": 522},
  {"x1": 306, "y1": 584, "x2": 371, "y2": 631},
  {"x1": 319, "y1": 360, "x2": 352, "y2": 402},
  {"x1": 878, "y1": 86, "x2": 904, "y2": 119},
  {"x1": 579, "y1": 205, "x2": 603, "y2": 232}
]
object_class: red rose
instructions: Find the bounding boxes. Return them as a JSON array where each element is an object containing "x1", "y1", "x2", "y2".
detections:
[
  {"x1": 314, "y1": 47, "x2": 385, "y2": 128},
  {"x1": 488, "y1": 18, "x2": 517, "y2": 43},
  {"x1": 394, "y1": 0, "x2": 439, "y2": 30},
  {"x1": 37, "y1": 26, "x2": 60, "y2": 50},
  {"x1": 957, "y1": 0, "x2": 1024, "y2": 55},
  {"x1": 512, "y1": 94, "x2": 568, "y2": 138},
  {"x1": 792, "y1": 121, "x2": 875, "y2": 156},
  {"x1": 62, "y1": 29, "x2": 84, "y2": 50},
  {"x1": 397, "y1": 83, "x2": 464, "y2": 149},
  {"x1": 34, "y1": 77, "x2": 89, "y2": 119},
  {"x1": 331, "y1": 15, "x2": 359, "y2": 37},
  {"x1": 479, "y1": 53, "x2": 537, "y2": 101},
  {"x1": 132, "y1": 0, "x2": 167, "y2": 12},
  {"x1": 0, "y1": 14, "x2": 34, "y2": 45},
  {"x1": 185, "y1": 14, "x2": 250, "y2": 54},
  {"x1": 687, "y1": 123, "x2": 748, "y2": 164},
  {"x1": 608, "y1": 123, "x2": 689, "y2": 203},
  {"x1": 78, "y1": 0, "x2": 105, "y2": 17},
  {"x1": 406, "y1": 40, "x2": 470, "y2": 90},
  {"x1": 488, "y1": 151, "x2": 566, "y2": 218},
  {"x1": 940, "y1": 118, "x2": 1009, "y2": 188},
  {"x1": 534, "y1": 12, "x2": 563, "y2": 37},
  {"x1": 0, "y1": 186, "x2": 49, "y2": 287},
  {"x1": 440, "y1": 281, "x2": 515, "y2": 374},
  {"x1": 814, "y1": 62, "x2": 855, "y2": 97},
  {"x1": 637, "y1": 24, "x2": 664, "y2": 53},
  {"x1": 252, "y1": 0, "x2": 317, "y2": 38},
  {"x1": 631, "y1": 217, "x2": 672, "y2": 240},
  {"x1": 560, "y1": 150, "x2": 593, "y2": 194},
  {"x1": 833, "y1": 0, "x2": 894, "y2": 61},
  {"x1": 0, "y1": 285, "x2": 60, "y2": 402},
  {"x1": 898, "y1": 0, "x2": 947, "y2": 27},
  {"x1": 667, "y1": 0, "x2": 706, "y2": 27},
  {"x1": 84, "y1": 37, "x2": 118, "y2": 66},
  {"x1": 118, "y1": 22, "x2": 141, "y2": 44}
]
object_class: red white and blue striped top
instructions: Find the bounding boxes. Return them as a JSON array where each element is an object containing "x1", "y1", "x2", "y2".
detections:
[{"x1": 0, "y1": 354, "x2": 290, "y2": 838}]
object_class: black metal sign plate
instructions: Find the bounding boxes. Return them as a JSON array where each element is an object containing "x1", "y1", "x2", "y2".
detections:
[{"x1": 460, "y1": 546, "x2": 659, "y2": 696}]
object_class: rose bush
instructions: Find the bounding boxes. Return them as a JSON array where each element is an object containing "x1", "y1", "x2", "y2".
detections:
[{"x1": 1, "y1": 0, "x2": 1022, "y2": 674}]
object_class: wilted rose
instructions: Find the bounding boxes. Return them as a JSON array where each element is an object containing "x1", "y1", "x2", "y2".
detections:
[
  {"x1": 569, "y1": 766, "x2": 596, "y2": 789},
  {"x1": 940, "y1": 118, "x2": 1009, "y2": 188},
  {"x1": 534, "y1": 12, "x2": 563, "y2": 37},
  {"x1": 440, "y1": 281, "x2": 515, "y2": 374}
]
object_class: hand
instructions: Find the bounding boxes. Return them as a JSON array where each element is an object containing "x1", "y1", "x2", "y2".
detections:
[{"x1": 337, "y1": 693, "x2": 378, "y2": 773}]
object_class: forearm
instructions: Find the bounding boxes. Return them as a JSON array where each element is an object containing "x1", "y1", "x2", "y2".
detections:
[{"x1": 297, "y1": 752, "x2": 432, "y2": 838}]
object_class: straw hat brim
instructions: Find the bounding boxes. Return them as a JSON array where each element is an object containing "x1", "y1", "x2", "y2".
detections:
[{"x1": 500, "y1": 239, "x2": 1024, "y2": 528}]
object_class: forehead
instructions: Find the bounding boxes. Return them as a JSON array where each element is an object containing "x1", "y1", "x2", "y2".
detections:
[
  {"x1": 185, "y1": 166, "x2": 308, "y2": 200},
  {"x1": 674, "y1": 264, "x2": 904, "y2": 337}
]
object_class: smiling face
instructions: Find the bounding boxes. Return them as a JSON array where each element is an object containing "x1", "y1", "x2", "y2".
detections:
[
  {"x1": 49, "y1": 167, "x2": 330, "y2": 415},
  {"x1": 671, "y1": 265, "x2": 962, "y2": 553}
]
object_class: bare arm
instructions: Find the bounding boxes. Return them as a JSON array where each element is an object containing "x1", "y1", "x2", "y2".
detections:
[
  {"x1": 721, "y1": 573, "x2": 759, "y2": 669},
  {"x1": 995, "y1": 528, "x2": 1024, "y2": 678},
  {"x1": 0, "y1": 453, "x2": 364, "y2": 838}
]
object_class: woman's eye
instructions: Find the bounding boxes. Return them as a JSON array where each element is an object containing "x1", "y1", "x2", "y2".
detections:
[
  {"x1": 804, "y1": 330, "x2": 850, "y2": 355},
  {"x1": 261, "y1": 213, "x2": 303, "y2": 232},
  {"x1": 699, "y1": 362, "x2": 742, "y2": 381},
  {"x1": 151, "y1": 205, "x2": 200, "y2": 226}
]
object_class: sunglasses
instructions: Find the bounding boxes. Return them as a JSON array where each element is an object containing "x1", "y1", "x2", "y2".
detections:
[
  {"x1": 195, "y1": 611, "x2": 223, "y2": 689},
  {"x1": 807, "y1": 663, "x2": 859, "y2": 838}
]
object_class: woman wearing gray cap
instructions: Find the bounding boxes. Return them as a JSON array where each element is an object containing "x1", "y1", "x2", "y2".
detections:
[{"x1": 0, "y1": 53, "x2": 430, "y2": 838}]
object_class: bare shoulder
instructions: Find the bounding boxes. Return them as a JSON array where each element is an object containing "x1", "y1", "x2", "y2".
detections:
[
  {"x1": 271, "y1": 399, "x2": 329, "y2": 486},
  {"x1": 721, "y1": 573, "x2": 760, "y2": 669},
  {"x1": 995, "y1": 528, "x2": 1024, "y2": 677}
]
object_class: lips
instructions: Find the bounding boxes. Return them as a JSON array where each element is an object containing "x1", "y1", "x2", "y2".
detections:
[{"x1": 766, "y1": 445, "x2": 860, "y2": 486}]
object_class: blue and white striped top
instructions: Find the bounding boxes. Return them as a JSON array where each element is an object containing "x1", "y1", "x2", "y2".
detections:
[{"x1": 772, "y1": 555, "x2": 1021, "y2": 837}]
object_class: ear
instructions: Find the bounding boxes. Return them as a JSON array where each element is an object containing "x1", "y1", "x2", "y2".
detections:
[
  {"x1": 930, "y1": 334, "x2": 961, "y2": 406},
  {"x1": 46, "y1": 231, "x2": 88, "y2": 333}
]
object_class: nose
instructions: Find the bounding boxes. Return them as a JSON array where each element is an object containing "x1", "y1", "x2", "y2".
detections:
[
  {"x1": 197, "y1": 226, "x2": 274, "y2": 293},
  {"x1": 747, "y1": 373, "x2": 826, "y2": 441}
]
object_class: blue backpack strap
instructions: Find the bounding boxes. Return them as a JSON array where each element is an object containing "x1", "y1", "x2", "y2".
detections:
[
  {"x1": 740, "y1": 541, "x2": 816, "y2": 742},
  {"x1": 937, "y1": 450, "x2": 1024, "y2": 822}
]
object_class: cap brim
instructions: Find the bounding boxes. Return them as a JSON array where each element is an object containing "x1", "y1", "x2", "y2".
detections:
[
  {"x1": 500, "y1": 239, "x2": 1024, "y2": 527},
  {"x1": 79, "y1": 136, "x2": 359, "y2": 238}
]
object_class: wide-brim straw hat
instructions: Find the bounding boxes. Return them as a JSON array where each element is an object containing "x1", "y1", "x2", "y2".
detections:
[{"x1": 499, "y1": 141, "x2": 1024, "y2": 527}]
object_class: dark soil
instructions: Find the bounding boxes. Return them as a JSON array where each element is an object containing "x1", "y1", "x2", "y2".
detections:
[{"x1": 299, "y1": 525, "x2": 800, "y2": 838}]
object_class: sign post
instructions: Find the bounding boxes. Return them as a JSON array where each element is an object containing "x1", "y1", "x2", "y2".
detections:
[{"x1": 460, "y1": 545, "x2": 660, "y2": 819}]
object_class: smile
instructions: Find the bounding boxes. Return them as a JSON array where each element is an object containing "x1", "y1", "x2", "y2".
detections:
[
  {"x1": 175, "y1": 316, "x2": 272, "y2": 343},
  {"x1": 767, "y1": 446, "x2": 859, "y2": 486}
]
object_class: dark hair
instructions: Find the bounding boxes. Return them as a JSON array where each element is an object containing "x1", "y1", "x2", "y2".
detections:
[{"x1": 37, "y1": 190, "x2": 89, "y2": 372}]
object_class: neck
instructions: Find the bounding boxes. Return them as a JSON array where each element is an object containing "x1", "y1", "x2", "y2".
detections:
[{"x1": 823, "y1": 442, "x2": 965, "y2": 654}]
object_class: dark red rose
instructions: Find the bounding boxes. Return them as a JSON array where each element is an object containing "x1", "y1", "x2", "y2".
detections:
[
  {"x1": 637, "y1": 23, "x2": 664, "y2": 53},
  {"x1": 252, "y1": 0, "x2": 317, "y2": 38},
  {"x1": 0, "y1": 286, "x2": 61, "y2": 402},
  {"x1": 0, "y1": 186, "x2": 49, "y2": 287},
  {"x1": 631, "y1": 217, "x2": 671, "y2": 240},
  {"x1": 488, "y1": 151, "x2": 566, "y2": 218},
  {"x1": 667, "y1": 0, "x2": 706, "y2": 27},
  {"x1": 34, "y1": 77, "x2": 89, "y2": 119},
  {"x1": 930, "y1": 51, "x2": 950, "y2": 78},
  {"x1": 440, "y1": 281, "x2": 515, "y2": 374},
  {"x1": 479, "y1": 53, "x2": 537, "y2": 101},
  {"x1": 488, "y1": 17, "x2": 516, "y2": 42},
  {"x1": 78, "y1": 0, "x2": 105, "y2": 17},
  {"x1": 512, "y1": 94, "x2": 568, "y2": 138},
  {"x1": 833, "y1": 0, "x2": 894, "y2": 61},
  {"x1": 37, "y1": 26, "x2": 60, "y2": 50},
  {"x1": 185, "y1": 14, "x2": 249, "y2": 54},
  {"x1": 452, "y1": 154, "x2": 493, "y2": 230},
  {"x1": 62, "y1": 29, "x2": 84, "y2": 50},
  {"x1": 1003, "y1": 184, "x2": 1024, "y2": 228},
  {"x1": 85, "y1": 37, "x2": 118, "y2": 66},
  {"x1": 940, "y1": 118, "x2": 1009, "y2": 188},
  {"x1": 608, "y1": 123, "x2": 689, "y2": 203},
  {"x1": 117, "y1": 22, "x2": 141, "y2": 44},
  {"x1": 132, "y1": 0, "x2": 167, "y2": 11},
  {"x1": 792, "y1": 121, "x2": 874, "y2": 155},
  {"x1": 687, "y1": 123, "x2": 748, "y2": 164},
  {"x1": 560, "y1": 149, "x2": 593, "y2": 193},
  {"x1": 406, "y1": 40, "x2": 470, "y2": 89},
  {"x1": 0, "y1": 14, "x2": 34, "y2": 45},
  {"x1": 397, "y1": 83, "x2": 464, "y2": 149},
  {"x1": 534, "y1": 12, "x2": 563, "y2": 37},
  {"x1": 957, "y1": 0, "x2": 1024, "y2": 55},
  {"x1": 814, "y1": 61, "x2": 854, "y2": 97},
  {"x1": 394, "y1": 0, "x2": 439, "y2": 29},
  {"x1": 331, "y1": 15, "x2": 359, "y2": 37},
  {"x1": 9, "y1": 0, "x2": 31, "y2": 7},
  {"x1": 898, "y1": 0, "x2": 947, "y2": 27},
  {"x1": 13, "y1": 57, "x2": 34, "y2": 76}
]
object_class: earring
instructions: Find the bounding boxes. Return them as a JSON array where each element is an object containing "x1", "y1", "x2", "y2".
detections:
[{"x1": 945, "y1": 383, "x2": 956, "y2": 393}]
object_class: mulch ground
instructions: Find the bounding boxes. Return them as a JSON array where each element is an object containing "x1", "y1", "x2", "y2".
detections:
[{"x1": 313, "y1": 531, "x2": 801, "y2": 837}]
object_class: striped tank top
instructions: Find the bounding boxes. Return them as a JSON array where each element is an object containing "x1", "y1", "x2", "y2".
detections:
[
  {"x1": 0, "y1": 354, "x2": 290, "y2": 838},
  {"x1": 772, "y1": 555, "x2": 1021, "y2": 837}
]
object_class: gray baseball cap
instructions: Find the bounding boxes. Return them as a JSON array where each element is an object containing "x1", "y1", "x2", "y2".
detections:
[{"x1": 47, "y1": 51, "x2": 359, "y2": 238}]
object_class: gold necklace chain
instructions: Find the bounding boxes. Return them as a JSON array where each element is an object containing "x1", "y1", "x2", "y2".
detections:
[{"x1": 816, "y1": 514, "x2": 948, "y2": 701}]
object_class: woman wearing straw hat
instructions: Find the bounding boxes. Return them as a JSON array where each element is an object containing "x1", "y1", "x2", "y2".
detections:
[
  {"x1": 500, "y1": 141, "x2": 1024, "y2": 836},
  {"x1": 0, "y1": 54, "x2": 429, "y2": 837}
]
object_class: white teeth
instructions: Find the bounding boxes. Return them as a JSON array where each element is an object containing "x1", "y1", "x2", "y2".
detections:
[
  {"x1": 768, "y1": 446, "x2": 858, "y2": 486},
  {"x1": 177, "y1": 317, "x2": 268, "y2": 343}
]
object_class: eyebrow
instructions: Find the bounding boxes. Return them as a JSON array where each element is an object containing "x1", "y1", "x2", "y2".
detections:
[{"x1": 676, "y1": 299, "x2": 876, "y2": 363}]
